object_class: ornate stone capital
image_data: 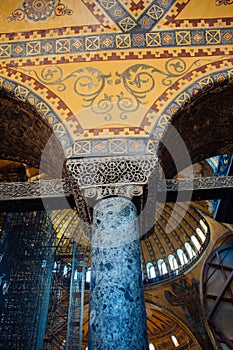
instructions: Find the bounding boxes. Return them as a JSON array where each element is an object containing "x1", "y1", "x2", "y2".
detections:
[{"x1": 65, "y1": 155, "x2": 158, "y2": 224}]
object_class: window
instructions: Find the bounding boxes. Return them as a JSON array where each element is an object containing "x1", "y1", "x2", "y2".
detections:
[
  {"x1": 86, "y1": 267, "x2": 91, "y2": 283},
  {"x1": 184, "y1": 242, "x2": 196, "y2": 259},
  {"x1": 177, "y1": 248, "x2": 188, "y2": 265},
  {"x1": 149, "y1": 343, "x2": 155, "y2": 350},
  {"x1": 168, "y1": 254, "x2": 178, "y2": 270},
  {"x1": 191, "y1": 235, "x2": 201, "y2": 251},
  {"x1": 171, "y1": 335, "x2": 179, "y2": 347},
  {"x1": 200, "y1": 219, "x2": 208, "y2": 234},
  {"x1": 157, "y1": 259, "x2": 168, "y2": 275},
  {"x1": 146, "y1": 262, "x2": 156, "y2": 279},
  {"x1": 196, "y1": 227, "x2": 206, "y2": 243}
]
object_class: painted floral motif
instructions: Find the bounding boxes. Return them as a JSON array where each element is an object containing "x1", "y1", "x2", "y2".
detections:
[
  {"x1": 23, "y1": 0, "x2": 55, "y2": 21},
  {"x1": 7, "y1": 0, "x2": 73, "y2": 22},
  {"x1": 216, "y1": 0, "x2": 233, "y2": 5},
  {"x1": 25, "y1": 59, "x2": 207, "y2": 121}
]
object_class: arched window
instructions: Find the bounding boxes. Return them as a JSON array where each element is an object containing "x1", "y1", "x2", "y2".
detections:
[
  {"x1": 184, "y1": 242, "x2": 196, "y2": 259},
  {"x1": 196, "y1": 227, "x2": 206, "y2": 243},
  {"x1": 146, "y1": 262, "x2": 156, "y2": 279},
  {"x1": 177, "y1": 248, "x2": 188, "y2": 265},
  {"x1": 191, "y1": 235, "x2": 201, "y2": 251},
  {"x1": 149, "y1": 343, "x2": 155, "y2": 350},
  {"x1": 168, "y1": 254, "x2": 179, "y2": 270},
  {"x1": 86, "y1": 267, "x2": 91, "y2": 283},
  {"x1": 171, "y1": 335, "x2": 179, "y2": 347},
  {"x1": 200, "y1": 219, "x2": 208, "y2": 234},
  {"x1": 157, "y1": 259, "x2": 168, "y2": 276}
]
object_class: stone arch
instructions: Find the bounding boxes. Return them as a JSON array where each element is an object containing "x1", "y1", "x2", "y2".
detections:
[
  {"x1": 0, "y1": 69, "x2": 76, "y2": 176},
  {"x1": 144, "y1": 301, "x2": 204, "y2": 350},
  {"x1": 151, "y1": 61, "x2": 233, "y2": 177}
]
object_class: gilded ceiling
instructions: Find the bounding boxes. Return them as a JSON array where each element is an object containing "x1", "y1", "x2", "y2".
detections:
[
  {"x1": 0, "y1": 0, "x2": 232, "y2": 156},
  {"x1": 0, "y1": 1, "x2": 232, "y2": 349}
]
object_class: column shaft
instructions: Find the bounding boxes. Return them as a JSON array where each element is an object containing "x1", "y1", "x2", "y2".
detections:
[{"x1": 88, "y1": 196, "x2": 148, "y2": 350}]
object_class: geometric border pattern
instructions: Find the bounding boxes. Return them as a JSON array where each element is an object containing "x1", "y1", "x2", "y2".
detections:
[
  {"x1": 68, "y1": 60, "x2": 233, "y2": 157},
  {"x1": 0, "y1": 68, "x2": 76, "y2": 154},
  {"x1": 152, "y1": 59, "x2": 233, "y2": 142},
  {"x1": 0, "y1": 28, "x2": 232, "y2": 63}
]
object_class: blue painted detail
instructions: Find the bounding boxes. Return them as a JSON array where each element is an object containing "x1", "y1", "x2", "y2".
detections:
[{"x1": 0, "y1": 27, "x2": 233, "y2": 61}]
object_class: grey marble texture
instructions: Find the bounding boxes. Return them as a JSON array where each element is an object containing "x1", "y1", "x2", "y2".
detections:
[{"x1": 88, "y1": 197, "x2": 148, "y2": 350}]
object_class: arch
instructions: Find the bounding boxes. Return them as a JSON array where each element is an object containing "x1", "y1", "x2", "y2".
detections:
[
  {"x1": 144, "y1": 301, "x2": 203, "y2": 349},
  {"x1": 191, "y1": 235, "x2": 201, "y2": 252},
  {"x1": 184, "y1": 242, "x2": 196, "y2": 259},
  {"x1": 177, "y1": 248, "x2": 188, "y2": 266},
  {"x1": 171, "y1": 335, "x2": 179, "y2": 347},
  {"x1": 152, "y1": 61, "x2": 233, "y2": 177},
  {"x1": 0, "y1": 69, "x2": 75, "y2": 176},
  {"x1": 157, "y1": 258, "x2": 168, "y2": 276},
  {"x1": 146, "y1": 262, "x2": 156, "y2": 279},
  {"x1": 168, "y1": 254, "x2": 179, "y2": 271},
  {"x1": 196, "y1": 227, "x2": 206, "y2": 243}
]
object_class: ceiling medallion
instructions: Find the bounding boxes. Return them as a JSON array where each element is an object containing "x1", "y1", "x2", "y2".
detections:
[{"x1": 7, "y1": 0, "x2": 73, "y2": 22}]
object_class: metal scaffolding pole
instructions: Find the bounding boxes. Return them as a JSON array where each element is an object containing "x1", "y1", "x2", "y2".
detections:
[{"x1": 66, "y1": 241, "x2": 86, "y2": 350}]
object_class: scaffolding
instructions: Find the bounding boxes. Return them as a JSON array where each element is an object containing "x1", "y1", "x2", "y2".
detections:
[
  {"x1": 0, "y1": 210, "x2": 56, "y2": 349},
  {"x1": 0, "y1": 164, "x2": 87, "y2": 349},
  {"x1": 66, "y1": 241, "x2": 86, "y2": 350},
  {"x1": 44, "y1": 236, "x2": 86, "y2": 350}
]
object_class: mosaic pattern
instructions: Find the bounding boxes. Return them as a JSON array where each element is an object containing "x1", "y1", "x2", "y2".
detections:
[
  {"x1": 65, "y1": 60, "x2": 233, "y2": 154},
  {"x1": 156, "y1": 71, "x2": 233, "y2": 176},
  {"x1": 71, "y1": 137, "x2": 157, "y2": 157},
  {"x1": 23, "y1": 59, "x2": 217, "y2": 123},
  {"x1": 152, "y1": 62, "x2": 233, "y2": 140},
  {"x1": 8, "y1": 0, "x2": 73, "y2": 22},
  {"x1": 0, "y1": 28, "x2": 232, "y2": 63},
  {"x1": 89, "y1": 197, "x2": 148, "y2": 349},
  {"x1": 92, "y1": 0, "x2": 176, "y2": 32},
  {"x1": 0, "y1": 69, "x2": 79, "y2": 152}
]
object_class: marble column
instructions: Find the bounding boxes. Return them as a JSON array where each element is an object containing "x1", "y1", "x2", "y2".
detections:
[{"x1": 88, "y1": 196, "x2": 148, "y2": 350}]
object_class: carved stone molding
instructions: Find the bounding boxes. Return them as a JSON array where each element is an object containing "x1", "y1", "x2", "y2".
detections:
[
  {"x1": 0, "y1": 175, "x2": 233, "y2": 203},
  {"x1": 65, "y1": 155, "x2": 158, "y2": 227},
  {"x1": 66, "y1": 155, "x2": 158, "y2": 188},
  {"x1": 0, "y1": 179, "x2": 71, "y2": 200},
  {"x1": 158, "y1": 176, "x2": 233, "y2": 192}
]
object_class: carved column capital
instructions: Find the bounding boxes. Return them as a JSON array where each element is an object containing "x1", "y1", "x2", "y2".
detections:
[{"x1": 65, "y1": 155, "x2": 158, "y2": 225}]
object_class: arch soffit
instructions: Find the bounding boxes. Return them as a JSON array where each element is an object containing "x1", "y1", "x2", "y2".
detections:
[
  {"x1": 144, "y1": 300, "x2": 203, "y2": 348},
  {"x1": 0, "y1": 68, "x2": 75, "y2": 158},
  {"x1": 151, "y1": 60, "x2": 233, "y2": 176}
]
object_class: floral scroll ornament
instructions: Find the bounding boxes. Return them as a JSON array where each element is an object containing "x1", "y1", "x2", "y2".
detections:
[
  {"x1": 216, "y1": 0, "x2": 233, "y2": 5},
  {"x1": 24, "y1": 58, "x2": 210, "y2": 121},
  {"x1": 7, "y1": 0, "x2": 73, "y2": 22}
]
